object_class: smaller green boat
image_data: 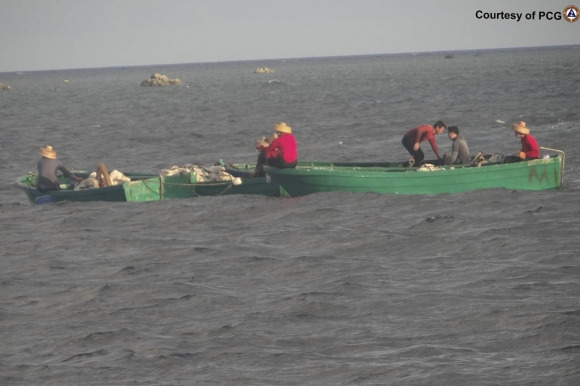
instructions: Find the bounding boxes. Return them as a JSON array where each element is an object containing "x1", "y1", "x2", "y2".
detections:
[
  {"x1": 17, "y1": 171, "x2": 158, "y2": 204},
  {"x1": 264, "y1": 148, "x2": 565, "y2": 197},
  {"x1": 124, "y1": 163, "x2": 286, "y2": 201}
]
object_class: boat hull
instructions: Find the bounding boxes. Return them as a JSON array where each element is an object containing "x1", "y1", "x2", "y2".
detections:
[
  {"x1": 264, "y1": 156, "x2": 564, "y2": 197},
  {"x1": 17, "y1": 171, "x2": 157, "y2": 204},
  {"x1": 123, "y1": 163, "x2": 286, "y2": 201},
  {"x1": 124, "y1": 174, "x2": 283, "y2": 201}
]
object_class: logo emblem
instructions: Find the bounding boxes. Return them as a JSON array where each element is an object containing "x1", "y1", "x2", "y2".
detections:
[{"x1": 563, "y1": 5, "x2": 580, "y2": 22}]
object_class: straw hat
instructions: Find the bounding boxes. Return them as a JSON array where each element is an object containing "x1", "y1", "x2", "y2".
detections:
[
  {"x1": 512, "y1": 121, "x2": 530, "y2": 135},
  {"x1": 39, "y1": 145, "x2": 57, "y2": 159},
  {"x1": 273, "y1": 122, "x2": 292, "y2": 134}
]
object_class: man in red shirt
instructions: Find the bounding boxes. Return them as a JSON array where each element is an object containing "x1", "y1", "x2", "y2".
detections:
[
  {"x1": 513, "y1": 121, "x2": 539, "y2": 159},
  {"x1": 401, "y1": 120, "x2": 446, "y2": 166},
  {"x1": 255, "y1": 122, "x2": 298, "y2": 176}
]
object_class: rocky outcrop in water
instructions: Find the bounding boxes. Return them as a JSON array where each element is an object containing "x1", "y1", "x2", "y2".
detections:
[
  {"x1": 141, "y1": 73, "x2": 183, "y2": 87},
  {"x1": 255, "y1": 67, "x2": 275, "y2": 74}
]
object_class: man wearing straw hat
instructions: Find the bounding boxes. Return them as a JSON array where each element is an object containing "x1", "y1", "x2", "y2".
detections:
[
  {"x1": 36, "y1": 145, "x2": 82, "y2": 192},
  {"x1": 254, "y1": 122, "x2": 298, "y2": 176},
  {"x1": 504, "y1": 121, "x2": 539, "y2": 163}
]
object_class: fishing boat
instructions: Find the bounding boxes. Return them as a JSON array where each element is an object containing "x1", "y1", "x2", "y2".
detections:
[
  {"x1": 264, "y1": 148, "x2": 565, "y2": 197},
  {"x1": 17, "y1": 170, "x2": 158, "y2": 204},
  {"x1": 123, "y1": 163, "x2": 286, "y2": 201}
]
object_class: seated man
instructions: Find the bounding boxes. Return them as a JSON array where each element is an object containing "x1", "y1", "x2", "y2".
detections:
[
  {"x1": 255, "y1": 122, "x2": 298, "y2": 176},
  {"x1": 36, "y1": 145, "x2": 82, "y2": 192},
  {"x1": 503, "y1": 121, "x2": 540, "y2": 163},
  {"x1": 444, "y1": 126, "x2": 471, "y2": 165}
]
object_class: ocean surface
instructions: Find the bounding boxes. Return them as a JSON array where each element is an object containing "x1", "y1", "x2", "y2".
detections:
[{"x1": 1, "y1": 46, "x2": 579, "y2": 385}]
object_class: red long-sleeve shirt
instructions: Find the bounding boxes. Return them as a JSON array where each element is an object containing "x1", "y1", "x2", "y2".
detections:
[
  {"x1": 404, "y1": 125, "x2": 441, "y2": 159},
  {"x1": 521, "y1": 134, "x2": 539, "y2": 159},
  {"x1": 263, "y1": 133, "x2": 298, "y2": 163}
]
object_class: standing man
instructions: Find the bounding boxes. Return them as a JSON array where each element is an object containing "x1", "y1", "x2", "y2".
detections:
[
  {"x1": 444, "y1": 126, "x2": 471, "y2": 165},
  {"x1": 402, "y1": 120, "x2": 446, "y2": 166}
]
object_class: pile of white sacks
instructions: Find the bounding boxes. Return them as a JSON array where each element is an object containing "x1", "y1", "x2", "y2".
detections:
[
  {"x1": 74, "y1": 170, "x2": 131, "y2": 190},
  {"x1": 74, "y1": 164, "x2": 242, "y2": 190},
  {"x1": 417, "y1": 164, "x2": 445, "y2": 172},
  {"x1": 161, "y1": 164, "x2": 242, "y2": 185}
]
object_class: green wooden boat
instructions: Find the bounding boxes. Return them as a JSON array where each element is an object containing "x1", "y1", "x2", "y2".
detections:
[
  {"x1": 264, "y1": 148, "x2": 565, "y2": 197},
  {"x1": 17, "y1": 171, "x2": 158, "y2": 204},
  {"x1": 123, "y1": 163, "x2": 286, "y2": 201}
]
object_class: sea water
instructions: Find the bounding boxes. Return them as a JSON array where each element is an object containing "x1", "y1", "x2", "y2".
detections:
[{"x1": 1, "y1": 46, "x2": 579, "y2": 385}]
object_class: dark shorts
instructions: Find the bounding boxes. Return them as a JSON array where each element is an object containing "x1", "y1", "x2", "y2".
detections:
[
  {"x1": 265, "y1": 157, "x2": 297, "y2": 169},
  {"x1": 36, "y1": 176, "x2": 60, "y2": 193},
  {"x1": 402, "y1": 135, "x2": 425, "y2": 164},
  {"x1": 257, "y1": 152, "x2": 297, "y2": 169}
]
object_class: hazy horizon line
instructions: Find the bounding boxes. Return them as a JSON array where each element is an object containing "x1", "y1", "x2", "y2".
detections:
[{"x1": 2, "y1": 44, "x2": 578, "y2": 75}]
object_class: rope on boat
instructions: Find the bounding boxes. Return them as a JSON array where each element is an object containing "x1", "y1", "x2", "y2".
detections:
[
  {"x1": 23, "y1": 184, "x2": 35, "y2": 206},
  {"x1": 168, "y1": 180, "x2": 234, "y2": 196},
  {"x1": 138, "y1": 177, "x2": 236, "y2": 198},
  {"x1": 21, "y1": 173, "x2": 41, "y2": 206},
  {"x1": 540, "y1": 147, "x2": 565, "y2": 184},
  {"x1": 188, "y1": 182, "x2": 234, "y2": 196},
  {"x1": 137, "y1": 177, "x2": 164, "y2": 199},
  {"x1": 136, "y1": 163, "x2": 241, "y2": 199}
]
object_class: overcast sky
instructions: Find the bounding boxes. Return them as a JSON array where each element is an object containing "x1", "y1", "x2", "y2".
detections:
[{"x1": 0, "y1": 0, "x2": 578, "y2": 72}]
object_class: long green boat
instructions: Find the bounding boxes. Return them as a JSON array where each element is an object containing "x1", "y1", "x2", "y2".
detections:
[{"x1": 264, "y1": 148, "x2": 565, "y2": 197}]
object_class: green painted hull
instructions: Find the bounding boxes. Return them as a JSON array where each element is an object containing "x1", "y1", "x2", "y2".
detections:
[
  {"x1": 124, "y1": 174, "x2": 283, "y2": 201},
  {"x1": 123, "y1": 163, "x2": 286, "y2": 201},
  {"x1": 264, "y1": 155, "x2": 565, "y2": 197},
  {"x1": 17, "y1": 171, "x2": 157, "y2": 204}
]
